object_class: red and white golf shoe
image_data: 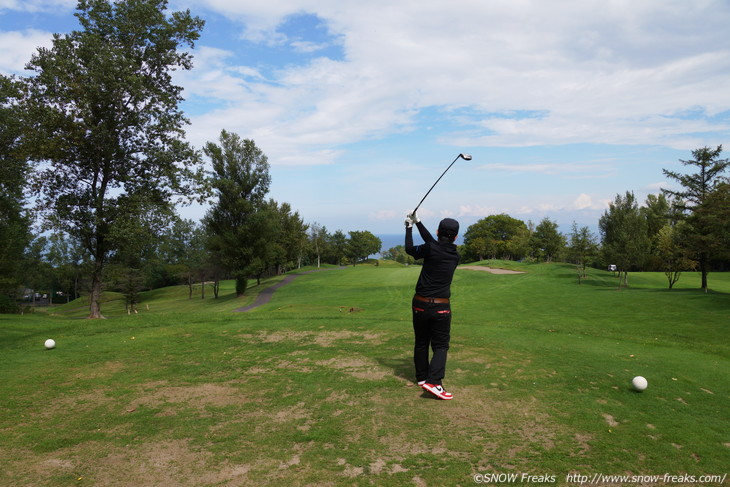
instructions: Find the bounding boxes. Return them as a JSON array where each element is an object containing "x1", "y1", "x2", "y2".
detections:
[{"x1": 422, "y1": 383, "x2": 453, "y2": 400}]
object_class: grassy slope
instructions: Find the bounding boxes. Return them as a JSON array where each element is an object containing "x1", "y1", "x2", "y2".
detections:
[{"x1": 0, "y1": 263, "x2": 728, "y2": 486}]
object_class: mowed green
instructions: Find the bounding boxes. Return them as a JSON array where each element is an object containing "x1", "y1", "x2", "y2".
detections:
[{"x1": 1, "y1": 262, "x2": 728, "y2": 486}]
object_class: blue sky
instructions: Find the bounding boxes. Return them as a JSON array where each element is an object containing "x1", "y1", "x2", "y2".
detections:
[{"x1": 2, "y1": 0, "x2": 729, "y2": 237}]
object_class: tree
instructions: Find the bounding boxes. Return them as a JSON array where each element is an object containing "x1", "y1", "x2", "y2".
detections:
[
  {"x1": 347, "y1": 231, "x2": 382, "y2": 265},
  {"x1": 308, "y1": 222, "x2": 328, "y2": 268},
  {"x1": 642, "y1": 193, "x2": 672, "y2": 240},
  {"x1": 568, "y1": 222, "x2": 598, "y2": 281},
  {"x1": 156, "y1": 217, "x2": 208, "y2": 298},
  {"x1": 530, "y1": 217, "x2": 565, "y2": 263},
  {"x1": 22, "y1": 236, "x2": 53, "y2": 305},
  {"x1": 463, "y1": 214, "x2": 529, "y2": 262},
  {"x1": 246, "y1": 201, "x2": 283, "y2": 285},
  {"x1": 655, "y1": 222, "x2": 697, "y2": 289},
  {"x1": 325, "y1": 230, "x2": 348, "y2": 266},
  {"x1": 599, "y1": 192, "x2": 651, "y2": 288},
  {"x1": 701, "y1": 182, "x2": 730, "y2": 263},
  {"x1": 462, "y1": 236, "x2": 489, "y2": 262},
  {"x1": 21, "y1": 0, "x2": 206, "y2": 318},
  {"x1": 382, "y1": 245, "x2": 415, "y2": 265},
  {"x1": 641, "y1": 193, "x2": 676, "y2": 271},
  {"x1": 107, "y1": 195, "x2": 171, "y2": 312},
  {"x1": 273, "y1": 202, "x2": 308, "y2": 271},
  {"x1": 203, "y1": 131, "x2": 271, "y2": 296},
  {"x1": 46, "y1": 232, "x2": 89, "y2": 303},
  {"x1": 0, "y1": 75, "x2": 32, "y2": 299},
  {"x1": 662, "y1": 146, "x2": 729, "y2": 291}
]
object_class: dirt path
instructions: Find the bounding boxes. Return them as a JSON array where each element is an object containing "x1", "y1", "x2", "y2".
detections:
[
  {"x1": 233, "y1": 268, "x2": 344, "y2": 312},
  {"x1": 458, "y1": 265, "x2": 525, "y2": 274}
]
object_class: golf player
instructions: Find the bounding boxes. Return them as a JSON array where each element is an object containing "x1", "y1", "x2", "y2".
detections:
[{"x1": 405, "y1": 213, "x2": 460, "y2": 400}]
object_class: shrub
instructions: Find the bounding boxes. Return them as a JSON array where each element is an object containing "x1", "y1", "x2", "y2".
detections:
[{"x1": 0, "y1": 295, "x2": 19, "y2": 314}]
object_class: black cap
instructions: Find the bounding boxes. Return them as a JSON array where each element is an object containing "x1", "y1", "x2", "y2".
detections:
[{"x1": 438, "y1": 218, "x2": 459, "y2": 237}]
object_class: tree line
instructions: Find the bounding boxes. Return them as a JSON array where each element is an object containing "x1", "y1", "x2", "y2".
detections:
[
  {"x1": 383, "y1": 146, "x2": 729, "y2": 291},
  {"x1": 0, "y1": 0, "x2": 380, "y2": 317},
  {"x1": 450, "y1": 145, "x2": 728, "y2": 290}
]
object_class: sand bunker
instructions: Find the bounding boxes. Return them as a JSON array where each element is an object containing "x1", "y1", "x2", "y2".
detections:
[{"x1": 459, "y1": 266, "x2": 525, "y2": 274}]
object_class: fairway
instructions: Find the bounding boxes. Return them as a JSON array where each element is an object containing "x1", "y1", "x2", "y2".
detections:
[{"x1": 1, "y1": 262, "x2": 728, "y2": 486}]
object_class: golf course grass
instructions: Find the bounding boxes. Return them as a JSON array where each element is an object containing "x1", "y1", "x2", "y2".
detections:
[{"x1": 1, "y1": 261, "x2": 728, "y2": 486}]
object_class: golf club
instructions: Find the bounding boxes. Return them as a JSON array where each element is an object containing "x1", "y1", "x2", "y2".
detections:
[{"x1": 413, "y1": 153, "x2": 472, "y2": 214}]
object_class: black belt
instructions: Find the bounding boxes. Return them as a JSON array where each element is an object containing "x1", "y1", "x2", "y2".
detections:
[{"x1": 414, "y1": 294, "x2": 449, "y2": 304}]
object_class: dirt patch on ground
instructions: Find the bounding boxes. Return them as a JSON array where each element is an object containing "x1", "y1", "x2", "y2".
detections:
[
  {"x1": 602, "y1": 413, "x2": 619, "y2": 427},
  {"x1": 315, "y1": 356, "x2": 391, "y2": 380},
  {"x1": 9, "y1": 440, "x2": 255, "y2": 487},
  {"x1": 236, "y1": 329, "x2": 386, "y2": 347},
  {"x1": 127, "y1": 382, "x2": 245, "y2": 413},
  {"x1": 459, "y1": 265, "x2": 525, "y2": 274}
]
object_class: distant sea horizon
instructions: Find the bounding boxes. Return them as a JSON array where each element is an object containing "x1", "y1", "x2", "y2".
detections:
[{"x1": 372, "y1": 233, "x2": 465, "y2": 258}]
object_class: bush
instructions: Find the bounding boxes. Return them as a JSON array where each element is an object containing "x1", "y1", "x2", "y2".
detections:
[
  {"x1": 235, "y1": 275, "x2": 248, "y2": 297},
  {"x1": 0, "y1": 295, "x2": 19, "y2": 314}
]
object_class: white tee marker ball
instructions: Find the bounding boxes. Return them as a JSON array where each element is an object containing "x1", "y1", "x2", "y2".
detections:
[
  {"x1": 44, "y1": 339, "x2": 56, "y2": 350},
  {"x1": 632, "y1": 376, "x2": 648, "y2": 391}
]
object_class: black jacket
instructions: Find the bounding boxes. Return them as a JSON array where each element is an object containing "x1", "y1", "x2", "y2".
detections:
[{"x1": 405, "y1": 222, "x2": 460, "y2": 298}]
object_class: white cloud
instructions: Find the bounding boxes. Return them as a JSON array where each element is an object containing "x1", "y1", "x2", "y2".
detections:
[
  {"x1": 464, "y1": 193, "x2": 611, "y2": 217},
  {"x1": 172, "y1": 0, "x2": 730, "y2": 161},
  {"x1": 483, "y1": 162, "x2": 614, "y2": 179},
  {"x1": 0, "y1": 29, "x2": 53, "y2": 74},
  {"x1": 0, "y1": 0, "x2": 75, "y2": 12},
  {"x1": 457, "y1": 204, "x2": 500, "y2": 217},
  {"x1": 574, "y1": 194, "x2": 594, "y2": 210},
  {"x1": 290, "y1": 40, "x2": 329, "y2": 53},
  {"x1": 646, "y1": 181, "x2": 671, "y2": 192},
  {"x1": 370, "y1": 209, "x2": 396, "y2": 221},
  {"x1": 5, "y1": 1, "x2": 729, "y2": 153}
]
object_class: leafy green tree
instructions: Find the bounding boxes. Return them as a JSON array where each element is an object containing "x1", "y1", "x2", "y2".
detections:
[
  {"x1": 156, "y1": 217, "x2": 208, "y2": 298},
  {"x1": 46, "y1": 232, "x2": 89, "y2": 303},
  {"x1": 203, "y1": 131, "x2": 271, "y2": 296},
  {"x1": 463, "y1": 214, "x2": 529, "y2": 262},
  {"x1": 655, "y1": 222, "x2": 697, "y2": 289},
  {"x1": 462, "y1": 236, "x2": 489, "y2": 262},
  {"x1": 642, "y1": 193, "x2": 672, "y2": 238},
  {"x1": 22, "y1": 236, "x2": 53, "y2": 305},
  {"x1": 21, "y1": 0, "x2": 205, "y2": 318},
  {"x1": 308, "y1": 222, "x2": 329, "y2": 268},
  {"x1": 599, "y1": 191, "x2": 651, "y2": 288},
  {"x1": 107, "y1": 195, "x2": 170, "y2": 312},
  {"x1": 347, "y1": 231, "x2": 382, "y2": 265},
  {"x1": 245, "y1": 202, "x2": 284, "y2": 285},
  {"x1": 382, "y1": 245, "x2": 415, "y2": 265},
  {"x1": 530, "y1": 217, "x2": 565, "y2": 263},
  {"x1": 641, "y1": 193, "x2": 674, "y2": 270},
  {"x1": 663, "y1": 146, "x2": 729, "y2": 291},
  {"x1": 244, "y1": 200, "x2": 308, "y2": 280},
  {"x1": 0, "y1": 75, "x2": 32, "y2": 299},
  {"x1": 273, "y1": 201, "x2": 308, "y2": 271},
  {"x1": 568, "y1": 222, "x2": 598, "y2": 280},
  {"x1": 325, "y1": 230, "x2": 348, "y2": 266}
]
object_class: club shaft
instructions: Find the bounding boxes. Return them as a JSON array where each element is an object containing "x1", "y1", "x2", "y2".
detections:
[{"x1": 413, "y1": 155, "x2": 461, "y2": 213}]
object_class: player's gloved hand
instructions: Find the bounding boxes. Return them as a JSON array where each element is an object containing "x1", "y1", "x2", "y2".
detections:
[
  {"x1": 408, "y1": 212, "x2": 420, "y2": 224},
  {"x1": 404, "y1": 215, "x2": 413, "y2": 228}
]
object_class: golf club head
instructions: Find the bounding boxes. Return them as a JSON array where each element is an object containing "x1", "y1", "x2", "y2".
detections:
[{"x1": 460, "y1": 153, "x2": 472, "y2": 161}]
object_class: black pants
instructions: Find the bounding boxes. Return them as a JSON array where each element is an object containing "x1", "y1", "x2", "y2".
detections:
[{"x1": 412, "y1": 297, "x2": 451, "y2": 385}]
